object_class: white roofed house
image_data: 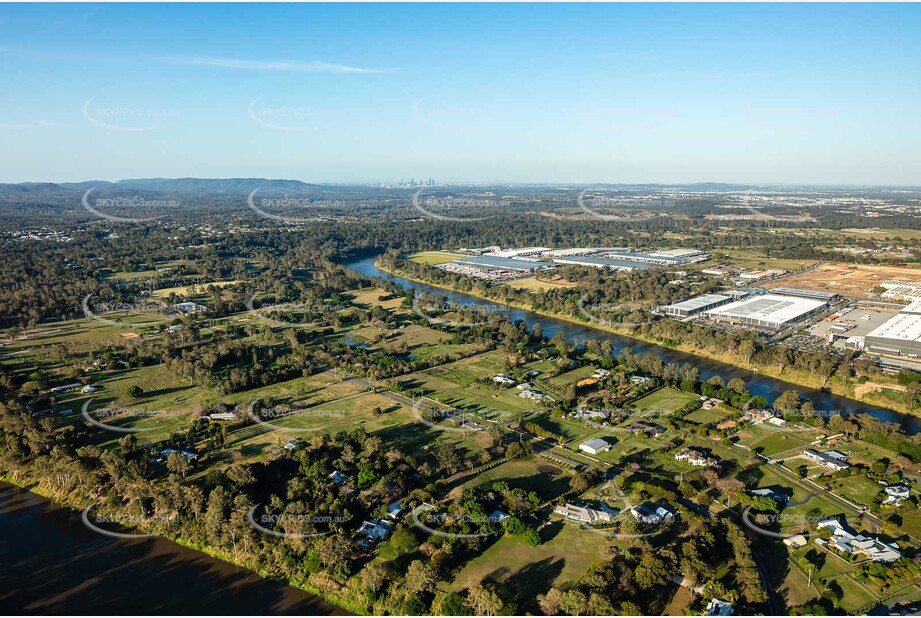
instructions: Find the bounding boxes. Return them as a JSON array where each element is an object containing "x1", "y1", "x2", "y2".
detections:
[
  {"x1": 804, "y1": 449, "x2": 850, "y2": 471},
  {"x1": 885, "y1": 484, "x2": 910, "y2": 499},
  {"x1": 357, "y1": 518, "x2": 393, "y2": 545},
  {"x1": 818, "y1": 518, "x2": 901, "y2": 562},
  {"x1": 518, "y1": 389, "x2": 549, "y2": 401},
  {"x1": 572, "y1": 408, "x2": 610, "y2": 422},
  {"x1": 554, "y1": 503, "x2": 613, "y2": 524},
  {"x1": 674, "y1": 448, "x2": 718, "y2": 467},
  {"x1": 630, "y1": 502, "x2": 676, "y2": 525},
  {"x1": 171, "y1": 301, "x2": 207, "y2": 315},
  {"x1": 882, "y1": 484, "x2": 911, "y2": 506}
]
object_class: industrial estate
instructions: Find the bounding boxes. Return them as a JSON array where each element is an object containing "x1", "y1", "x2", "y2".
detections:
[{"x1": 426, "y1": 244, "x2": 921, "y2": 374}]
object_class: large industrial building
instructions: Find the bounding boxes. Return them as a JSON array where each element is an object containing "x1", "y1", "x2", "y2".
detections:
[
  {"x1": 452, "y1": 256, "x2": 546, "y2": 273},
  {"x1": 438, "y1": 245, "x2": 707, "y2": 281},
  {"x1": 770, "y1": 287, "x2": 840, "y2": 303},
  {"x1": 552, "y1": 255, "x2": 653, "y2": 272},
  {"x1": 660, "y1": 294, "x2": 732, "y2": 317},
  {"x1": 881, "y1": 280, "x2": 921, "y2": 301},
  {"x1": 550, "y1": 247, "x2": 707, "y2": 269},
  {"x1": 705, "y1": 294, "x2": 828, "y2": 330},
  {"x1": 484, "y1": 247, "x2": 550, "y2": 259},
  {"x1": 865, "y1": 301, "x2": 921, "y2": 358}
]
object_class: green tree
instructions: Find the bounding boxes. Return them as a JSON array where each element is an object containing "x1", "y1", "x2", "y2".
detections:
[{"x1": 405, "y1": 559, "x2": 437, "y2": 594}]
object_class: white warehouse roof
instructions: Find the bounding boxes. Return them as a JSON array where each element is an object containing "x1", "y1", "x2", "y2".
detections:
[
  {"x1": 662, "y1": 294, "x2": 731, "y2": 312},
  {"x1": 866, "y1": 312, "x2": 921, "y2": 343},
  {"x1": 706, "y1": 294, "x2": 826, "y2": 326}
]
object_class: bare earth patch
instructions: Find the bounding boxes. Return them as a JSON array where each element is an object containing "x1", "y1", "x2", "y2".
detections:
[
  {"x1": 765, "y1": 263, "x2": 921, "y2": 299},
  {"x1": 853, "y1": 382, "x2": 906, "y2": 398}
]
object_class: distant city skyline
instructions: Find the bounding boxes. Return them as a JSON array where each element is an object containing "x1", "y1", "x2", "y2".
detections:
[{"x1": 1, "y1": 3, "x2": 920, "y2": 185}]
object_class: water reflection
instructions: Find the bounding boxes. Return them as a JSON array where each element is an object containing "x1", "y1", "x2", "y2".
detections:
[{"x1": 0, "y1": 484, "x2": 347, "y2": 615}]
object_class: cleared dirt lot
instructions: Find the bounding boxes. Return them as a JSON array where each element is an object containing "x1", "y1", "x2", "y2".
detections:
[{"x1": 765, "y1": 262, "x2": 921, "y2": 299}]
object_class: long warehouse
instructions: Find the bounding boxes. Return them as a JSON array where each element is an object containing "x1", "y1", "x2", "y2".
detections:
[
  {"x1": 865, "y1": 302, "x2": 921, "y2": 357},
  {"x1": 552, "y1": 255, "x2": 652, "y2": 271},
  {"x1": 660, "y1": 294, "x2": 732, "y2": 317},
  {"x1": 452, "y1": 256, "x2": 548, "y2": 273},
  {"x1": 705, "y1": 294, "x2": 827, "y2": 330}
]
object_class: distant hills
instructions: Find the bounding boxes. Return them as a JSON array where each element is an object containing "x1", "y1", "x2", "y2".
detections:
[
  {"x1": 66, "y1": 177, "x2": 320, "y2": 194},
  {"x1": 0, "y1": 177, "x2": 322, "y2": 196}
]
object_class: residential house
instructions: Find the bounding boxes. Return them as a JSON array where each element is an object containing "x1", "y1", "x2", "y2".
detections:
[
  {"x1": 518, "y1": 389, "x2": 547, "y2": 400},
  {"x1": 554, "y1": 503, "x2": 613, "y2": 524},
  {"x1": 751, "y1": 488, "x2": 789, "y2": 504},
  {"x1": 630, "y1": 502, "x2": 676, "y2": 525},
  {"x1": 573, "y1": 409, "x2": 610, "y2": 422},
  {"x1": 818, "y1": 518, "x2": 901, "y2": 562},
  {"x1": 357, "y1": 519, "x2": 393, "y2": 544},
  {"x1": 675, "y1": 448, "x2": 718, "y2": 467},
  {"x1": 804, "y1": 449, "x2": 850, "y2": 471},
  {"x1": 706, "y1": 599, "x2": 734, "y2": 616},
  {"x1": 629, "y1": 422, "x2": 666, "y2": 437}
]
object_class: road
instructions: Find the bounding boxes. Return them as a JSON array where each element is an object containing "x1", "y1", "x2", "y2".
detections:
[
  {"x1": 753, "y1": 551, "x2": 782, "y2": 616},
  {"x1": 724, "y1": 435, "x2": 886, "y2": 531}
]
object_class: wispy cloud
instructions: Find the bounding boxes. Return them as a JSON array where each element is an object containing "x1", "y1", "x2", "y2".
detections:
[{"x1": 167, "y1": 55, "x2": 384, "y2": 74}]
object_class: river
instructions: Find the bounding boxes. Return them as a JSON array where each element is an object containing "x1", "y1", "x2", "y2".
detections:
[
  {"x1": 346, "y1": 254, "x2": 921, "y2": 434},
  {"x1": 0, "y1": 483, "x2": 347, "y2": 615}
]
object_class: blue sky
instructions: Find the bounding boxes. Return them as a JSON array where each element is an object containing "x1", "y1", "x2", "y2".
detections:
[{"x1": 1, "y1": 3, "x2": 919, "y2": 185}]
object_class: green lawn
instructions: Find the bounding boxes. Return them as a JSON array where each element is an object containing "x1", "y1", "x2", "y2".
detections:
[
  {"x1": 408, "y1": 251, "x2": 465, "y2": 265},
  {"x1": 684, "y1": 407, "x2": 730, "y2": 425},
  {"x1": 445, "y1": 523, "x2": 610, "y2": 612},
  {"x1": 748, "y1": 430, "x2": 815, "y2": 458},
  {"x1": 629, "y1": 387, "x2": 699, "y2": 417},
  {"x1": 457, "y1": 457, "x2": 574, "y2": 501},
  {"x1": 823, "y1": 475, "x2": 884, "y2": 508},
  {"x1": 778, "y1": 562, "x2": 820, "y2": 609}
]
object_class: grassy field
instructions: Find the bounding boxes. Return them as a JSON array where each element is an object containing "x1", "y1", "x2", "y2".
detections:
[
  {"x1": 152, "y1": 280, "x2": 241, "y2": 298},
  {"x1": 630, "y1": 387, "x2": 699, "y2": 416},
  {"x1": 408, "y1": 251, "x2": 465, "y2": 265},
  {"x1": 684, "y1": 407, "x2": 730, "y2": 425},
  {"x1": 823, "y1": 474, "x2": 884, "y2": 508},
  {"x1": 349, "y1": 288, "x2": 407, "y2": 311},
  {"x1": 408, "y1": 369, "x2": 534, "y2": 417},
  {"x1": 445, "y1": 523, "x2": 610, "y2": 611},
  {"x1": 746, "y1": 429, "x2": 816, "y2": 458},
  {"x1": 777, "y1": 562, "x2": 820, "y2": 610},
  {"x1": 103, "y1": 260, "x2": 196, "y2": 282},
  {"x1": 456, "y1": 456, "x2": 573, "y2": 500}
]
